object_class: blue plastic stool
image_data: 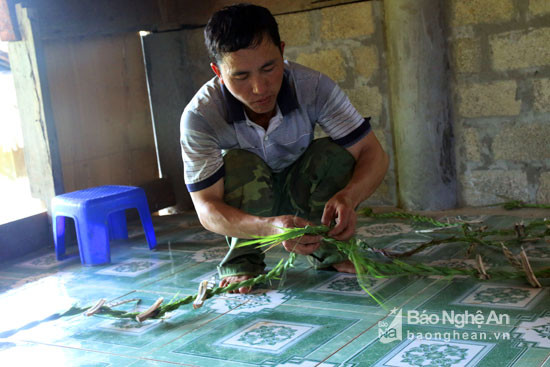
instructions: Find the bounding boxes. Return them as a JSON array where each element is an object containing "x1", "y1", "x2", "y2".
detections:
[{"x1": 52, "y1": 185, "x2": 157, "y2": 266}]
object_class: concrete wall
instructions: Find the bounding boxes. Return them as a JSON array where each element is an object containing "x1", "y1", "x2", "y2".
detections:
[
  {"x1": 277, "y1": 2, "x2": 396, "y2": 206},
  {"x1": 145, "y1": 0, "x2": 550, "y2": 209},
  {"x1": 146, "y1": 1, "x2": 397, "y2": 208},
  {"x1": 445, "y1": 0, "x2": 550, "y2": 206}
]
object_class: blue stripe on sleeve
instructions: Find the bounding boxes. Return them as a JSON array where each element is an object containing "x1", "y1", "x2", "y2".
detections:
[
  {"x1": 186, "y1": 165, "x2": 225, "y2": 192},
  {"x1": 332, "y1": 118, "x2": 372, "y2": 147}
]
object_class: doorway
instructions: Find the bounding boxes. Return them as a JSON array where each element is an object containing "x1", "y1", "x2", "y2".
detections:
[{"x1": 0, "y1": 41, "x2": 45, "y2": 225}]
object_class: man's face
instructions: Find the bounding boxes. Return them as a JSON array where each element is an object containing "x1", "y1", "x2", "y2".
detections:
[{"x1": 211, "y1": 36, "x2": 285, "y2": 121}]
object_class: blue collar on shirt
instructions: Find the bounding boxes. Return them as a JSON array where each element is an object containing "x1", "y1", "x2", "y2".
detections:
[{"x1": 221, "y1": 71, "x2": 299, "y2": 123}]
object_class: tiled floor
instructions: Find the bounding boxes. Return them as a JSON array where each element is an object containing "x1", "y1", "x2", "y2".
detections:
[{"x1": 1, "y1": 209, "x2": 550, "y2": 366}]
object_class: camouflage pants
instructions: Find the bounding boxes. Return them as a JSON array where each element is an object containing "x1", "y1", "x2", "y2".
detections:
[{"x1": 218, "y1": 137, "x2": 356, "y2": 278}]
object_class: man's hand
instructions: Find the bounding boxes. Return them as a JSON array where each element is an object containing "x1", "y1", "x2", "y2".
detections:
[
  {"x1": 320, "y1": 130, "x2": 388, "y2": 242},
  {"x1": 271, "y1": 215, "x2": 322, "y2": 255},
  {"x1": 321, "y1": 191, "x2": 357, "y2": 241}
]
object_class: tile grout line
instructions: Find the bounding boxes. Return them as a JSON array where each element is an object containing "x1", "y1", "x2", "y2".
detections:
[
  {"x1": 148, "y1": 297, "x2": 256, "y2": 353},
  {"x1": 65, "y1": 261, "x2": 201, "y2": 316},
  {"x1": 14, "y1": 238, "x2": 220, "y2": 366},
  {"x1": 19, "y1": 339, "x2": 198, "y2": 367},
  {"x1": 144, "y1": 258, "x2": 315, "y2": 353},
  {"x1": 121, "y1": 253, "x2": 222, "y2": 298},
  {"x1": 138, "y1": 258, "x2": 206, "y2": 289},
  {"x1": 279, "y1": 303, "x2": 381, "y2": 314},
  {"x1": 143, "y1": 267, "x2": 340, "y2": 359},
  {"x1": 538, "y1": 351, "x2": 550, "y2": 367},
  {"x1": 314, "y1": 277, "x2": 446, "y2": 367}
]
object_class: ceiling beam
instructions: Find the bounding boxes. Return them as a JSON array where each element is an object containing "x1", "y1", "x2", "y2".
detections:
[{"x1": 32, "y1": 0, "x2": 365, "y2": 40}]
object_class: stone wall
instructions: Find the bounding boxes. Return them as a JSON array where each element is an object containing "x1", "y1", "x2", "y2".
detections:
[
  {"x1": 276, "y1": 2, "x2": 396, "y2": 205},
  {"x1": 446, "y1": 0, "x2": 550, "y2": 205},
  {"x1": 148, "y1": 0, "x2": 550, "y2": 209}
]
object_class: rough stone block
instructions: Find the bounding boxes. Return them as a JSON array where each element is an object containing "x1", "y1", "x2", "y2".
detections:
[
  {"x1": 352, "y1": 45, "x2": 378, "y2": 80},
  {"x1": 457, "y1": 81, "x2": 520, "y2": 117},
  {"x1": 533, "y1": 78, "x2": 550, "y2": 112},
  {"x1": 457, "y1": 127, "x2": 481, "y2": 162},
  {"x1": 321, "y1": 2, "x2": 375, "y2": 41},
  {"x1": 344, "y1": 83, "x2": 383, "y2": 118},
  {"x1": 296, "y1": 49, "x2": 346, "y2": 82},
  {"x1": 490, "y1": 28, "x2": 550, "y2": 71},
  {"x1": 537, "y1": 172, "x2": 550, "y2": 203},
  {"x1": 450, "y1": 0, "x2": 515, "y2": 26},
  {"x1": 529, "y1": 0, "x2": 550, "y2": 16},
  {"x1": 276, "y1": 12, "x2": 311, "y2": 47},
  {"x1": 493, "y1": 123, "x2": 550, "y2": 161},
  {"x1": 460, "y1": 170, "x2": 529, "y2": 206},
  {"x1": 452, "y1": 38, "x2": 481, "y2": 73}
]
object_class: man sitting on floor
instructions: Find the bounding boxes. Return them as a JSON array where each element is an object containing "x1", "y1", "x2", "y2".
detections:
[{"x1": 180, "y1": 3, "x2": 389, "y2": 293}]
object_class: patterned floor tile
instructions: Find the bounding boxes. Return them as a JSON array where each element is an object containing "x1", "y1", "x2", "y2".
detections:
[
  {"x1": 330, "y1": 320, "x2": 528, "y2": 367},
  {"x1": 524, "y1": 243, "x2": 550, "y2": 267},
  {"x1": 216, "y1": 319, "x2": 319, "y2": 353},
  {"x1": 514, "y1": 348, "x2": 550, "y2": 367},
  {"x1": 52, "y1": 253, "x2": 197, "y2": 292},
  {"x1": 415, "y1": 278, "x2": 550, "y2": 323},
  {"x1": 308, "y1": 272, "x2": 390, "y2": 296},
  {"x1": 284, "y1": 267, "x2": 414, "y2": 311},
  {"x1": 67, "y1": 307, "x2": 214, "y2": 351},
  {"x1": 355, "y1": 221, "x2": 415, "y2": 240},
  {"x1": 163, "y1": 308, "x2": 362, "y2": 366},
  {"x1": 453, "y1": 283, "x2": 546, "y2": 310},
  {"x1": 0, "y1": 249, "x2": 81, "y2": 277},
  {"x1": 11, "y1": 290, "x2": 222, "y2": 357},
  {"x1": 95, "y1": 258, "x2": 172, "y2": 277},
  {"x1": 373, "y1": 338, "x2": 495, "y2": 367},
  {"x1": 0, "y1": 274, "x2": 133, "y2": 338},
  {"x1": 174, "y1": 227, "x2": 226, "y2": 246},
  {"x1": 141, "y1": 253, "x2": 304, "y2": 295},
  {"x1": 139, "y1": 261, "x2": 219, "y2": 294},
  {"x1": 15, "y1": 252, "x2": 80, "y2": 270},
  {"x1": 513, "y1": 314, "x2": 550, "y2": 348},
  {"x1": 207, "y1": 289, "x2": 290, "y2": 315},
  {"x1": 1, "y1": 211, "x2": 549, "y2": 367}
]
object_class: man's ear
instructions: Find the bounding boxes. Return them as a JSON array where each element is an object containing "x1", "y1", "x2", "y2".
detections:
[
  {"x1": 210, "y1": 63, "x2": 224, "y2": 84},
  {"x1": 280, "y1": 41, "x2": 285, "y2": 56}
]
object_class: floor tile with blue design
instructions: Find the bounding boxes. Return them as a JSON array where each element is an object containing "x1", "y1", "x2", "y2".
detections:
[{"x1": 1, "y1": 208, "x2": 550, "y2": 366}]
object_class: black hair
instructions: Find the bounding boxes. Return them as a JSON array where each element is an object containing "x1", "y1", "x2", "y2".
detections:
[{"x1": 204, "y1": 3, "x2": 281, "y2": 63}]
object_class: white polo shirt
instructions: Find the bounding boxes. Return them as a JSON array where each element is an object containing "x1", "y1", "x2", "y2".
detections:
[{"x1": 180, "y1": 60, "x2": 371, "y2": 192}]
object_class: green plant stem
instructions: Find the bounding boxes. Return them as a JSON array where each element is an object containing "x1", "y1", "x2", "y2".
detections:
[
  {"x1": 358, "y1": 207, "x2": 455, "y2": 227},
  {"x1": 65, "y1": 208, "x2": 550, "y2": 320},
  {"x1": 78, "y1": 253, "x2": 297, "y2": 320},
  {"x1": 502, "y1": 201, "x2": 550, "y2": 210}
]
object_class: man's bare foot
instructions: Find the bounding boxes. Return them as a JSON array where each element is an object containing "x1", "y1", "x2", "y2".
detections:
[
  {"x1": 332, "y1": 260, "x2": 357, "y2": 273},
  {"x1": 219, "y1": 275, "x2": 253, "y2": 294}
]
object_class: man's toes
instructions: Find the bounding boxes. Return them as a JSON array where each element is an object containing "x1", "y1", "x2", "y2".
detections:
[
  {"x1": 238, "y1": 286, "x2": 251, "y2": 294},
  {"x1": 333, "y1": 260, "x2": 357, "y2": 273},
  {"x1": 220, "y1": 275, "x2": 254, "y2": 293}
]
